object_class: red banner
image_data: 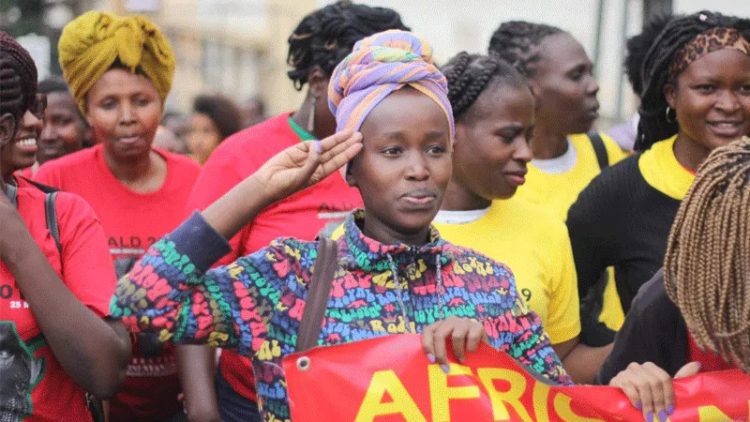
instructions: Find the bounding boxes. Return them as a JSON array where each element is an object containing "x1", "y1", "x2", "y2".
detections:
[{"x1": 284, "y1": 334, "x2": 750, "y2": 421}]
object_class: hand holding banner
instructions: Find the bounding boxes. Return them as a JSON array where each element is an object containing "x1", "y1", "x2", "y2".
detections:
[{"x1": 284, "y1": 334, "x2": 750, "y2": 421}]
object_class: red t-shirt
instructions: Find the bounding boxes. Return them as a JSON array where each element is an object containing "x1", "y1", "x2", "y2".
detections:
[
  {"x1": 1, "y1": 185, "x2": 116, "y2": 421},
  {"x1": 35, "y1": 144, "x2": 200, "y2": 421},
  {"x1": 185, "y1": 112, "x2": 363, "y2": 400}
]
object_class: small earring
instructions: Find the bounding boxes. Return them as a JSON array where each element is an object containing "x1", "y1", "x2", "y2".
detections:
[
  {"x1": 306, "y1": 94, "x2": 317, "y2": 135},
  {"x1": 665, "y1": 106, "x2": 676, "y2": 123}
]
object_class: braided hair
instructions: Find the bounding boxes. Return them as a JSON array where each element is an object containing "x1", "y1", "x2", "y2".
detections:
[
  {"x1": 636, "y1": 11, "x2": 750, "y2": 150},
  {"x1": 664, "y1": 138, "x2": 750, "y2": 372},
  {"x1": 487, "y1": 21, "x2": 564, "y2": 77},
  {"x1": 624, "y1": 13, "x2": 676, "y2": 97},
  {"x1": 441, "y1": 52, "x2": 528, "y2": 121},
  {"x1": 0, "y1": 31, "x2": 37, "y2": 121},
  {"x1": 286, "y1": 1, "x2": 409, "y2": 90}
]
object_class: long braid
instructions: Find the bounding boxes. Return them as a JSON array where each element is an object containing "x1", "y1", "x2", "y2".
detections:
[
  {"x1": 441, "y1": 52, "x2": 528, "y2": 121},
  {"x1": 0, "y1": 31, "x2": 37, "y2": 120},
  {"x1": 636, "y1": 11, "x2": 750, "y2": 150},
  {"x1": 487, "y1": 21, "x2": 563, "y2": 77},
  {"x1": 664, "y1": 138, "x2": 750, "y2": 372}
]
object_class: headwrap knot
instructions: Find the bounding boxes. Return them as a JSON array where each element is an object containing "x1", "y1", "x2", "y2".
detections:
[
  {"x1": 328, "y1": 30, "x2": 454, "y2": 141},
  {"x1": 58, "y1": 11, "x2": 175, "y2": 113}
]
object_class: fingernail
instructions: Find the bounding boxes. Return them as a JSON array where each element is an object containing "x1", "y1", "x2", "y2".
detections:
[
  {"x1": 441, "y1": 364, "x2": 450, "y2": 374},
  {"x1": 645, "y1": 411, "x2": 653, "y2": 422},
  {"x1": 427, "y1": 354, "x2": 435, "y2": 363},
  {"x1": 667, "y1": 405, "x2": 674, "y2": 415},
  {"x1": 658, "y1": 410, "x2": 667, "y2": 422},
  {"x1": 636, "y1": 402, "x2": 642, "y2": 410},
  {"x1": 314, "y1": 140, "x2": 322, "y2": 153}
]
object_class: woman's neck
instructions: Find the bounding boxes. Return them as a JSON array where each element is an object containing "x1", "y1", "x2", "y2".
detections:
[
  {"x1": 441, "y1": 178, "x2": 492, "y2": 211},
  {"x1": 530, "y1": 124, "x2": 569, "y2": 159},
  {"x1": 103, "y1": 148, "x2": 167, "y2": 193},
  {"x1": 672, "y1": 133, "x2": 711, "y2": 173},
  {"x1": 361, "y1": 215, "x2": 431, "y2": 246}
]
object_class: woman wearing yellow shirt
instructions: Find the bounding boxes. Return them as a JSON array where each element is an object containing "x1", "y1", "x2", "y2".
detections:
[
  {"x1": 488, "y1": 21, "x2": 626, "y2": 221},
  {"x1": 434, "y1": 52, "x2": 610, "y2": 383},
  {"x1": 567, "y1": 11, "x2": 750, "y2": 346}
]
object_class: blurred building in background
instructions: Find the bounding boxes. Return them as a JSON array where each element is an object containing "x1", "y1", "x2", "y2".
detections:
[{"x1": 2, "y1": 0, "x2": 747, "y2": 129}]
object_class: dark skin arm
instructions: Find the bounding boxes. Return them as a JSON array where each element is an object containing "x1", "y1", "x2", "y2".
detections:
[
  {"x1": 177, "y1": 345, "x2": 221, "y2": 422},
  {"x1": 553, "y1": 337, "x2": 613, "y2": 384},
  {"x1": 177, "y1": 131, "x2": 362, "y2": 422},
  {"x1": 0, "y1": 192, "x2": 131, "y2": 399}
]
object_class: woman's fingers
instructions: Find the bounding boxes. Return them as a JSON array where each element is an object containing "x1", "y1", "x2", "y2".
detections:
[
  {"x1": 450, "y1": 323, "x2": 468, "y2": 363},
  {"x1": 420, "y1": 317, "x2": 489, "y2": 373},
  {"x1": 421, "y1": 324, "x2": 436, "y2": 362},
  {"x1": 641, "y1": 362, "x2": 674, "y2": 421},
  {"x1": 674, "y1": 361, "x2": 701, "y2": 378},
  {"x1": 466, "y1": 321, "x2": 485, "y2": 353},
  {"x1": 609, "y1": 362, "x2": 678, "y2": 422}
]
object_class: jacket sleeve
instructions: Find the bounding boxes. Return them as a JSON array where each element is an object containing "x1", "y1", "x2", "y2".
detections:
[
  {"x1": 109, "y1": 212, "x2": 292, "y2": 357},
  {"x1": 484, "y1": 264, "x2": 574, "y2": 386}
]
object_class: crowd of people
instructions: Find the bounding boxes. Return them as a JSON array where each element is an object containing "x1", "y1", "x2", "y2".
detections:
[{"x1": 1, "y1": 1, "x2": 749, "y2": 422}]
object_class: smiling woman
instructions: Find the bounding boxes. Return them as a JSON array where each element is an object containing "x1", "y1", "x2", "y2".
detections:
[
  {"x1": 32, "y1": 11, "x2": 201, "y2": 422},
  {"x1": 0, "y1": 30, "x2": 130, "y2": 422},
  {"x1": 567, "y1": 11, "x2": 750, "y2": 349},
  {"x1": 110, "y1": 29, "x2": 572, "y2": 422}
]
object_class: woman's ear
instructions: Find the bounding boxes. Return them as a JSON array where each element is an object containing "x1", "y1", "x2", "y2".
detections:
[
  {"x1": 307, "y1": 67, "x2": 329, "y2": 100},
  {"x1": 0, "y1": 113, "x2": 17, "y2": 148},
  {"x1": 345, "y1": 168, "x2": 357, "y2": 187},
  {"x1": 663, "y1": 83, "x2": 676, "y2": 109}
]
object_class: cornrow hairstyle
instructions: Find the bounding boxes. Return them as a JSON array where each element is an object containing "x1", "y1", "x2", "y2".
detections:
[
  {"x1": 441, "y1": 52, "x2": 528, "y2": 121},
  {"x1": 286, "y1": 0, "x2": 409, "y2": 90},
  {"x1": 624, "y1": 13, "x2": 676, "y2": 96},
  {"x1": 0, "y1": 31, "x2": 38, "y2": 121},
  {"x1": 635, "y1": 10, "x2": 750, "y2": 150},
  {"x1": 664, "y1": 137, "x2": 750, "y2": 372},
  {"x1": 487, "y1": 21, "x2": 564, "y2": 77},
  {"x1": 192, "y1": 94, "x2": 242, "y2": 140}
]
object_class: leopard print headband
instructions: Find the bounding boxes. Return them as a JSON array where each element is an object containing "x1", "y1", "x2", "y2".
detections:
[{"x1": 667, "y1": 26, "x2": 750, "y2": 83}]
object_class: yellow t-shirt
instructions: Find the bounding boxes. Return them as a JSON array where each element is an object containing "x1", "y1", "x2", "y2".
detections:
[
  {"x1": 639, "y1": 135, "x2": 694, "y2": 200},
  {"x1": 515, "y1": 132, "x2": 627, "y2": 221},
  {"x1": 434, "y1": 197, "x2": 580, "y2": 345}
]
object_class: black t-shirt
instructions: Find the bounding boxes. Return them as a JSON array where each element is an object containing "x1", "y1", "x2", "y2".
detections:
[
  {"x1": 567, "y1": 155, "x2": 681, "y2": 344},
  {"x1": 595, "y1": 269, "x2": 688, "y2": 384}
]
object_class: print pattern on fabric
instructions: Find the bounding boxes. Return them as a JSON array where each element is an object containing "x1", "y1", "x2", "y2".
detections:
[{"x1": 112, "y1": 210, "x2": 570, "y2": 421}]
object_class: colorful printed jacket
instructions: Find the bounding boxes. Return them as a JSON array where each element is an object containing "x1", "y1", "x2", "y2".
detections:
[{"x1": 111, "y1": 210, "x2": 571, "y2": 421}]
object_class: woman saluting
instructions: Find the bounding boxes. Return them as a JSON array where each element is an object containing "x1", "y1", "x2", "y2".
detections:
[{"x1": 111, "y1": 30, "x2": 571, "y2": 421}]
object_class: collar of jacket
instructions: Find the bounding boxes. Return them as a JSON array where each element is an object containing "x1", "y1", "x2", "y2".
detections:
[{"x1": 337, "y1": 209, "x2": 454, "y2": 274}]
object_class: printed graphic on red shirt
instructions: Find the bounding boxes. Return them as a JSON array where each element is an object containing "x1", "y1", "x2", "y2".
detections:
[{"x1": 0, "y1": 322, "x2": 44, "y2": 422}]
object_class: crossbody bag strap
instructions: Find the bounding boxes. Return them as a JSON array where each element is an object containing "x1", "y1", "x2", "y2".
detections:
[
  {"x1": 588, "y1": 131, "x2": 609, "y2": 170},
  {"x1": 296, "y1": 237, "x2": 338, "y2": 352},
  {"x1": 45, "y1": 192, "x2": 61, "y2": 254}
]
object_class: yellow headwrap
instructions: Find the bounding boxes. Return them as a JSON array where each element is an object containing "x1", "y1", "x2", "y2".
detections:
[{"x1": 58, "y1": 11, "x2": 175, "y2": 113}]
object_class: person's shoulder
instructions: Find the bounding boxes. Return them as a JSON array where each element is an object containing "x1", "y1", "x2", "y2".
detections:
[
  {"x1": 159, "y1": 148, "x2": 201, "y2": 174},
  {"x1": 506, "y1": 197, "x2": 566, "y2": 233},
  {"x1": 51, "y1": 189, "x2": 99, "y2": 218},
  {"x1": 37, "y1": 145, "x2": 99, "y2": 172},
  {"x1": 445, "y1": 240, "x2": 513, "y2": 274},
  {"x1": 203, "y1": 113, "x2": 296, "y2": 171},
  {"x1": 217, "y1": 113, "x2": 294, "y2": 154},
  {"x1": 629, "y1": 269, "x2": 675, "y2": 314}
]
